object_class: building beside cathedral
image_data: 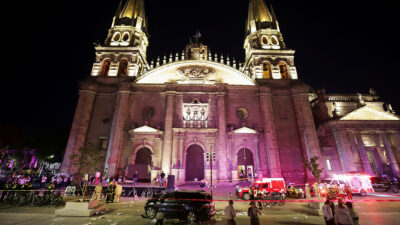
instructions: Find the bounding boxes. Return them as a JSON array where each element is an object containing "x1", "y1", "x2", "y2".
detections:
[{"x1": 61, "y1": 0, "x2": 400, "y2": 184}]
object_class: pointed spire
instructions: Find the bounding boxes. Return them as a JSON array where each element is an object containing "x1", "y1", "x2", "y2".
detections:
[
  {"x1": 270, "y1": 4, "x2": 280, "y2": 32},
  {"x1": 247, "y1": 0, "x2": 274, "y2": 33},
  {"x1": 114, "y1": 0, "x2": 146, "y2": 30},
  {"x1": 248, "y1": 0, "x2": 273, "y2": 23}
]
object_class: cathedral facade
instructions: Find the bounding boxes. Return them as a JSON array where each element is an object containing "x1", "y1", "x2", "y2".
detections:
[{"x1": 60, "y1": 0, "x2": 400, "y2": 184}]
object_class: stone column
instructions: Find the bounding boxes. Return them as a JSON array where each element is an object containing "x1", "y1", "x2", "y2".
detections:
[
  {"x1": 333, "y1": 129, "x2": 357, "y2": 172},
  {"x1": 161, "y1": 88, "x2": 175, "y2": 174},
  {"x1": 61, "y1": 84, "x2": 97, "y2": 174},
  {"x1": 347, "y1": 132, "x2": 362, "y2": 164},
  {"x1": 254, "y1": 138, "x2": 262, "y2": 177},
  {"x1": 291, "y1": 86, "x2": 324, "y2": 172},
  {"x1": 389, "y1": 133, "x2": 400, "y2": 164},
  {"x1": 217, "y1": 91, "x2": 229, "y2": 180},
  {"x1": 381, "y1": 133, "x2": 400, "y2": 177},
  {"x1": 171, "y1": 133, "x2": 178, "y2": 169},
  {"x1": 371, "y1": 134, "x2": 385, "y2": 176},
  {"x1": 177, "y1": 132, "x2": 184, "y2": 168},
  {"x1": 355, "y1": 132, "x2": 374, "y2": 175},
  {"x1": 230, "y1": 137, "x2": 238, "y2": 180},
  {"x1": 104, "y1": 84, "x2": 131, "y2": 177},
  {"x1": 259, "y1": 87, "x2": 281, "y2": 177}
]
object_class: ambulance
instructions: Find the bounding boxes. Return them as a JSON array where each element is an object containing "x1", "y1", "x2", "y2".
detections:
[{"x1": 321, "y1": 173, "x2": 374, "y2": 196}]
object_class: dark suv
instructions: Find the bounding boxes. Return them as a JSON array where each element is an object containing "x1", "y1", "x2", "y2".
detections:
[
  {"x1": 144, "y1": 190, "x2": 215, "y2": 224},
  {"x1": 370, "y1": 177, "x2": 399, "y2": 193}
]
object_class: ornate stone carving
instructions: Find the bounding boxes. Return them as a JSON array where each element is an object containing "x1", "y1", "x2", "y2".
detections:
[
  {"x1": 182, "y1": 99, "x2": 209, "y2": 128},
  {"x1": 177, "y1": 66, "x2": 216, "y2": 81}
]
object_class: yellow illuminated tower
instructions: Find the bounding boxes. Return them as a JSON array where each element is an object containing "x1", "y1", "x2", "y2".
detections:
[
  {"x1": 243, "y1": 0, "x2": 298, "y2": 80},
  {"x1": 91, "y1": 0, "x2": 149, "y2": 78}
]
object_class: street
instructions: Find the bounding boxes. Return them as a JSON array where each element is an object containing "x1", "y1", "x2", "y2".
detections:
[{"x1": 0, "y1": 191, "x2": 399, "y2": 225}]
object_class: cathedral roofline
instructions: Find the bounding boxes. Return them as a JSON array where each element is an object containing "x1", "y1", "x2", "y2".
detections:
[{"x1": 136, "y1": 60, "x2": 255, "y2": 86}]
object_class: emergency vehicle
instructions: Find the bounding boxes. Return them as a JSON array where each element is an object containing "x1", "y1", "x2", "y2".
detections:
[
  {"x1": 236, "y1": 178, "x2": 286, "y2": 200},
  {"x1": 321, "y1": 174, "x2": 374, "y2": 196}
]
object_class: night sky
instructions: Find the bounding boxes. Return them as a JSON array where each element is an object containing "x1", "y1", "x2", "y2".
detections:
[{"x1": 2, "y1": 0, "x2": 400, "y2": 155}]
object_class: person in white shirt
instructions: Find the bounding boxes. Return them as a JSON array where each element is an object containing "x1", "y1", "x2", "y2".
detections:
[
  {"x1": 224, "y1": 200, "x2": 236, "y2": 225},
  {"x1": 334, "y1": 198, "x2": 354, "y2": 225},
  {"x1": 322, "y1": 200, "x2": 334, "y2": 225},
  {"x1": 345, "y1": 202, "x2": 359, "y2": 225},
  {"x1": 41, "y1": 175, "x2": 47, "y2": 188}
]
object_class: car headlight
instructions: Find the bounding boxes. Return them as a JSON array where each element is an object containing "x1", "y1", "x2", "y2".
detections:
[{"x1": 238, "y1": 189, "x2": 242, "y2": 192}]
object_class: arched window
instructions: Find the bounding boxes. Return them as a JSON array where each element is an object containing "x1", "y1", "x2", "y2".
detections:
[
  {"x1": 112, "y1": 32, "x2": 121, "y2": 42},
  {"x1": 117, "y1": 59, "x2": 128, "y2": 76},
  {"x1": 262, "y1": 62, "x2": 272, "y2": 79},
  {"x1": 122, "y1": 32, "x2": 130, "y2": 42},
  {"x1": 100, "y1": 59, "x2": 111, "y2": 76},
  {"x1": 279, "y1": 62, "x2": 289, "y2": 79}
]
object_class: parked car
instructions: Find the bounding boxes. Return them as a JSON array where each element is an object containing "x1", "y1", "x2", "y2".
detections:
[
  {"x1": 370, "y1": 176, "x2": 399, "y2": 193},
  {"x1": 286, "y1": 184, "x2": 304, "y2": 199},
  {"x1": 236, "y1": 178, "x2": 286, "y2": 200},
  {"x1": 144, "y1": 190, "x2": 215, "y2": 224}
]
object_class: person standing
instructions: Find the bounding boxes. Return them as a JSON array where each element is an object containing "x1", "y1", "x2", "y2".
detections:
[
  {"x1": 338, "y1": 186, "x2": 346, "y2": 200},
  {"x1": 106, "y1": 182, "x2": 115, "y2": 203},
  {"x1": 344, "y1": 184, "x2": 352, "y2": 200},
  {"x1": 322, "y1": 200, "x2": 334, "y2": 225},
  {"x1": 334, "y1": 198, "x2": 354, "y2": 225},
  {"x1": 41, "y1": 175, "x2": 47, "y2": 189},
  {"x1": 92, "y1": 182, "x2": 103, "y2": 200},
  {"x1": 248, "y1": 201, "x2": 261, "y2": 225},
  {"x1": 160, "y1": 171, "x2": 165, "y2": 187},
  {"x1": 305, "y1": 183, "x2": 311, "y2": 200},
  {"x1": 345, "y1": 202, "x2": 359, "y2": 225},
  {"x1": 224, "y1": 200, "x2": 236, "y2": 225},
  {"x1": 132, "y1": 171, "x2": 138, "y2": 187},
  {"x1": 114, "y1": 182, "x2": 123, "y2": 203}
]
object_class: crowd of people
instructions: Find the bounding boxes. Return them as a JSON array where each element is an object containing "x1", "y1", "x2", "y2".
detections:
[
  {"x1": 0, "y1": 171, "x2": 70, "y2": 202},
  {"x1": 322, "y1": 198, "x2": 359, "y2": 225},
  {"x1": 221, "y1": 197, "x2": 359, "y2": 225}
]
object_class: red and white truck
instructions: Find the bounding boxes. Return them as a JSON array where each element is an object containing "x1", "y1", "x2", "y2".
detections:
[
  {"x1": 321, "y1": 174, "x2": 374, "y2": 196},
  {"x1": 236, "y1": 178, "x2": 286, "y2": 200}
]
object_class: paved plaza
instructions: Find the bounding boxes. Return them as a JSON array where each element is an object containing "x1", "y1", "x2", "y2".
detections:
[{"x1": 0, "y1": 184, "x2": 400, "y2": 225}]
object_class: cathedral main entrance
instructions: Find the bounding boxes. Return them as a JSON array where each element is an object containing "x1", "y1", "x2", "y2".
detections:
[
  {"x1": 185, "y1": 145, "x2": 205, "y2": 181},
  {"x1": 237, "y1": 148, "x2": 254, "y2": 179},
  {"x1": 134, "y1": 147, "x2": 152, "y2": 182}
]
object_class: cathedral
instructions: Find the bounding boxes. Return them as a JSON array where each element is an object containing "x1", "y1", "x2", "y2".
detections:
[{"x1": 60, "y1": 0, "x2": 400, "y2": 184}]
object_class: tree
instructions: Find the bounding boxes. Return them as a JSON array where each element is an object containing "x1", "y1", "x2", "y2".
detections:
[
  {"x1": 69, "y1": 143, "x2": 105, "y2": 200},
  {"x1": 302, "y1": 156, "x2": 323, "y2": 183}
]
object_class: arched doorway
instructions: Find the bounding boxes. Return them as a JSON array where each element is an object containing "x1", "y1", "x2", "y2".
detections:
[
  {"x1": 237, "y1": 148, "x2": 254, "y2": 179},
  {"x1": 134, "y1": 147, "x2": 152, "y2": 182},
  {"x1": 185, "y1": 145, "x2": 205, "y2": 181}
]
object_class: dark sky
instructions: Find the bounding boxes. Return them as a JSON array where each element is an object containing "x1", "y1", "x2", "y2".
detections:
[{"x1": 2, "y1": 0, "x2": 400, "y2": 151}]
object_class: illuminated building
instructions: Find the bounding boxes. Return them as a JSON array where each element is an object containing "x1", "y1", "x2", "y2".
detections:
[{"x1": 60, "y1": 0, "x2": 400, "y2": 183}]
